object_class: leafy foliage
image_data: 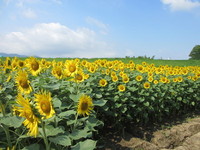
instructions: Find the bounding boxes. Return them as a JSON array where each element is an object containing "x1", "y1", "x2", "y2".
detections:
[
  {"x1": 189, "y1": 45, "x2": 200, "y2": 60},
  {"x1": 0, "y1": 56, "x2": 199, "y2": 149}
]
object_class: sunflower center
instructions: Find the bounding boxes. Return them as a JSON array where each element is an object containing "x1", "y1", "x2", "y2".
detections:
[
  {"x1": 19, "y1": 79, "x2": 29, "y2": 89},
  {"x1": 24, "y1": 110, "x2": 34, "y2": 122},
  {"x1": 56, "y1": 69, "x2": 62, "y2": 76},
  {"x1": 7, "y1": 60, "x2": 11, "y2": 66},
  {"x1": 101, "y1": 80, "x2": 105, "y2": 85},
  {"x1": 31, "y1": 61, "x2": 39, "y2": 71},
  {"x1": 81, "y1": 102, "x2": 88, "y2": 111},
  {"x1": 75, "y1": 74, "x2": 83, "y2": 81},
  {"x1": 40, "y1": 100, "x2": 50, "y2": 114},
  {"x1": 19, "y1": 61, "x2": 24, "y2": 67},
  {"x1": 69, "y1": 65, "x2": 76, "y2": 73}
]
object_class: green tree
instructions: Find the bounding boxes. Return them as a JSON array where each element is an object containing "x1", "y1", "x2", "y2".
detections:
[{"x1": 189, "y1": 45, "x2": 200, "y2": 60}]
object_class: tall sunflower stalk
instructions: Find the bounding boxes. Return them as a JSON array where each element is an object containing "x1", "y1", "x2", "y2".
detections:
[
  {"x1": 0, "y1": 101, "x2": 12, "y2": 149},
  {"x1": 12, "y1": 90, "x2": 55, "y2": 150}
]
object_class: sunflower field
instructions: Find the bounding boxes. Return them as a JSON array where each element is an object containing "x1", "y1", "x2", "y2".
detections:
[{"x1": 0, "y1": 57, "x2": 200, "y2": 150}]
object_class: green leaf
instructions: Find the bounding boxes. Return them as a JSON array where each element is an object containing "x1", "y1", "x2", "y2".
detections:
[
  {"x1": 95, "y1": 94, "x2": 102, "y2": 98},
  {"x1": 127, "y1": 86, "x2": 138, "y2": 92},
  {"x1": 22, "y1": 143, "x2": 40, "y2": 150},
  {"x1": 177, "y1": 97, "x2": 182, "y2": 101},
  {"x1": 52, "y1": 98, "x2": 62, "y2": 108},
  {"x1": 71, "y1": 139, "x2": 96, "y2": 150},
  {"x1": 144, "y1": 102, "x2": 150, "y2": 107},
  {"x1": 68, "y1": 86, "x2": 75, "y2": 93},
  {"x1": 58, "y1": 110, "x2": 76, "y2": 118},
  {"x1": 70, "y1": 128, "x2": 92, "y2": 140},
  {"x1": 191, "y1": 101, "x2": 195, "y2": 106},
  {"x1": 41, "y1": 83, "x2": 61, "y2": 90},
  {"x1": 93, "y1": 100, "x2": 107, "y2": 107},
  {"x1": 188, "y1": 88, "x2": 194, "y2": 93},
  {"x1": 86, "y1": 116, "x2": 104, "y2": 131},
  {"x1": 151, "y1": 96, "x2": 155, "y2": 101},
  {"x1": 121, "y1": 106, "x2": 127, "y2": 113},
  {"x1": 0, "y1": 116, "x2": 24, "y2": 128},
  {"x1": 67, "y1": 119, "x2": 76, "y2": 125},
  {"x1": 130, "y1": 103, "x2": 136, "y2": 108},
  {"x1": 116, "y1": 103, "x2": 122, "y2": 108},
  {"x1": 49, "y1": 135, "x2": 71, "y2": 147},
  {"x1": 69, "y1": 94, "x2": 81, "y2": 102},
  {"x1": 43, "y1": 125, "x2": 65, "y2": 137},
  {"x1": 139, "y1": 98, "x2": 145, "y2": 102},
  {"x1": 6, "y1": 94, "x2": 12, "y2": 100}
]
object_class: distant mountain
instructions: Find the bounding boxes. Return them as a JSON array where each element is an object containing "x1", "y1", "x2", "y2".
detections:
[{"x1": 0, "y1": 52, "x2": 39, "y2": 58}]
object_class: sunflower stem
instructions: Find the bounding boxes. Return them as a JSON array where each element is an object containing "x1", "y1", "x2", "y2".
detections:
[
  {"x1": 1, "y1": 124, "x2": 12, "y2": 149},
  {"x1": 73, "y1": 113, "x2": 79, "y2": 130},
  {"x1": 75, "y1": 82, "x2": 79, "y2": 95},
  {"x1": 42, "y1": 121, "x2": 50, "y2": 150},
  {"x1": 0, "y1": 102, "x2": 6, "y2": 116},
  {"x1": 54, "y1": 117, "x2": 58, "y2": 128},
  {"x1": 0, "y1": 102, "x2": 12, "y2": 149}
]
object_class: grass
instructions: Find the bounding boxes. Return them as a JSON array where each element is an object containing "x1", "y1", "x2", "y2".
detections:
[{"x1": 1, "y1": 56, "x2": 200, "y2": 67}]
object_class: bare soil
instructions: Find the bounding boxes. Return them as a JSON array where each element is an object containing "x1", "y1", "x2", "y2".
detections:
[{"x1": 98, "y1": 114, "x2": 200, "y2": 150}]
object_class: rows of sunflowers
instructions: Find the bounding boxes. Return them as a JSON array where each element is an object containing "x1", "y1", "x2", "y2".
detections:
[{"x1": 0, "y1": 57, "x2": 200, "y2": 149}]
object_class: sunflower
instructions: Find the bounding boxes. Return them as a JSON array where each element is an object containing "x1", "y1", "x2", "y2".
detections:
[
  {"x1": 148, "y1": 72, "x2": 154, "y2": 77},
  {"x1": 11, "y1": 59, "x2": 18, "y2": 70},
  {"x1": 105, "y1": 69, "x2": 110, "y2": 75},
  {"x1": 74, "y1": 71, "x2": 86, "y2": 83},
  {"x1": 160, "y1": 77, "x2": 168, "y2": 83},
  {"x1": 18, "y1": 60, "x2": 25, "y2": 68},
  {"x1": 187, "y1": 76, "x2": 192, "y2": 80},
  {"x1": 5, "y1": 57, "x2": 12, "y2": 69},
  {"x1": 142, "y1": 61, "x2": 147, "y2": 66},
  {"x1": 155, "y1": 67, "x2": 162, "y2": 74},
  {"x1": 136, "y1": 75, "x2": 143, "y2": 82},
  {"x1": 99, "y1": 79, "x2": 108, "y2": 87},
  {"x1": 148, "y1": 76, "x2": 153, "y2": 82},
  {"x1": 192, "y1": 76, "x2": 198, "y2": 81},
  {"x1": 89, "y1": 65, "x2": 97, "y2": 73},
  {"x1": 119, "y1": 71, "x2": 124, "y2": 77},
  {"x1": 65, "y1": 60, "x2": 78, "y2": 76},
  {"x1": 26, "y1": 57, "x2": 42, "y2": 76},
  {"x1": 81, "y1": 60, "x2": 88, "y2": 67},
  {"x1": 77, "y1": 95, "x2": 93, "y2": 116},
  {"x1": 173, "y1": 78, "x2": 178, "y2": 82},
  {"x1": 15, "y1": 70, "x2": 32, "y2": 94},
  {"x1": 168, "y1": 70, "x2": 174, "y2": 75},
  {"x1": 118, "y1": 84, "x2": 126, "y2": 92},
  {"x1": 143, "y1": 82, "x2": 150, "y2": 89},
  {"x1": 129, "y1": 63, "x2": 135, "y2": 70},
  {"x1": 136, "y1": 64, "x2": 144, "y2": 73},
  {"x1": 153, "y1": 80, "x2": 158, "y2": 84},
  {"x1": 52, "y1": 65, "x2": 63, "y2": 79},
  {"x1": 40, "y1": 58, "x2": 51, "y2": 68},
  {"x1": 110, "y1": 71, "x2": 116, "y2": 77},
  {"x1": 34, "y1": 90, "x2": 55, "y2": 119},
  {"x1": 13, "y1": 94, "x2": 39, "y2": 137},
  {"x1": 112, "y1": 75, "x2": 118, "y2": 82},
  {"x1": 177, "y1": 76, "x2": 183, "y2": 82},
  {"x1": 122, "y1": 74, "x2": 129, "y2": 83}
]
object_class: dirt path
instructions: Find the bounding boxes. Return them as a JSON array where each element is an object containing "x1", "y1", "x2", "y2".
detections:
[{"x1": 102, "y1": 116, "x2": 200, "y2": 150}]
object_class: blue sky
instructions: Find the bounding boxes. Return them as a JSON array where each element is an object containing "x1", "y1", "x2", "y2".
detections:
[{"x1": 0, "y1": 0, "x2": 200, "y2": 59}]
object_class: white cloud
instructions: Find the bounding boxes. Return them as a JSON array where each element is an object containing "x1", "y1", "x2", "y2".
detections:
[
  {"x1": 161, "y1": 0, "x2": 200, "y2": 11},
  {"x1": 86, "y1": 17, "x2": 109, "y2": 35},
  {"x1": 0, "y1": 23, "x2": 117, "y2": 58}
]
